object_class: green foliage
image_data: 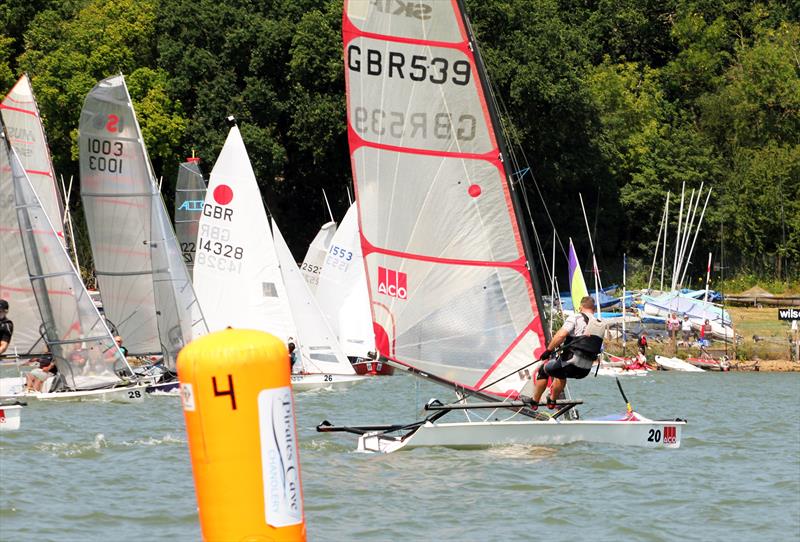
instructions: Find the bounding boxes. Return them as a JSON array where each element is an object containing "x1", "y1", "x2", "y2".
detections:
[{"x1": 1, "y1": 0, "x2": 797, "y2": 282}]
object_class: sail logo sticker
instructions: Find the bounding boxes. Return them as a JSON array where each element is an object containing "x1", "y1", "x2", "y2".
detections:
[
  {"x1": 178, "y1": 199, "x2": 205, "y2": 212},
  {"x1": 373, "y1": 0, "x2": 432, "y2": 20},
  {"x1": 377, "y1": 266, "x2": 407, "y2": 299},
  {"x1": 663, "y1": 426, "x2": 677, "y2": 444}
]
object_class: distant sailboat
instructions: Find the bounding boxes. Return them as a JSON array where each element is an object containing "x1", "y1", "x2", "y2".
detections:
[
  {"x1": 194, "y1": 124, "x2": 363, "y2": 390},
  {"x1": 174, "y1": 157, "x2": 207, "y2": 279},
  {"x1": 80, "y1": 75, "x2": 207, "y2": 371},
  {"x1": 0, "y1": 127, "x2": 146, "y2": 401},
  {"x1": 300, "y1": 220, "x2": 336, "y2": 293},
  {"x1": 315, "y1": 203, "x2": 389, "y2": 375},
  {"x1": 0, "y1": 75, "x2": 64, "y2": 356}
]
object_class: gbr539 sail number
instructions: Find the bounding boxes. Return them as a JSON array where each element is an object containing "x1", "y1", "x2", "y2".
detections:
[{"x1": 347, "y1": 44, "x2": 478, "y2": 142}]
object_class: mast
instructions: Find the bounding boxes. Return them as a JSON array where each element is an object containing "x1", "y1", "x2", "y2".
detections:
[{"x1": 457, "y1": 1, "x2": 552, "y2": 343}]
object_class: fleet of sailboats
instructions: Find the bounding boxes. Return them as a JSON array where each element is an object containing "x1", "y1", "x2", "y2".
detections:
[{"x1": 0, "y1": 2, "x2": 687, "y2": 450}]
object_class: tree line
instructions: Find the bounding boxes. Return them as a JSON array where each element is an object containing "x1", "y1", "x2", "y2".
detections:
[{"x1": 1, "y1": 0, "x2": 798, "y2": 289}]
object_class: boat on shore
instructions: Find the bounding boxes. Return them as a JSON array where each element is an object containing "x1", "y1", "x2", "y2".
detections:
[{"x1": 654, "y1": 355, "x2": 706, "y2": 372}]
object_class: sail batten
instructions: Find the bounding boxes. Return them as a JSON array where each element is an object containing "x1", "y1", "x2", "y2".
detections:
[{"x1": 344, "y1": 0, "x2": 547, "y2": 396}]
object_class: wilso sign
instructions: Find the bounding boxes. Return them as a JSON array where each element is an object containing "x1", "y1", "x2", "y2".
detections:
[{"x1": 778, "y1": 308, "x2": 800, "y2": 320}]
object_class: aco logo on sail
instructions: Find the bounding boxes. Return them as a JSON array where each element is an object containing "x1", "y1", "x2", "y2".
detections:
[{"x1": 377, "y1": 266, "x2": 408, "y2": 300}]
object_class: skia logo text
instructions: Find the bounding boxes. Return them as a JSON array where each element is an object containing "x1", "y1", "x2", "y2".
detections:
[
  {"x1": 373, "y1": 0, "x2": 432, "y2": 20},
  {"x1": 378, "y1": 266, "x2": 407, "y2": 299},
  {"x1": 178, "y1": 200, "x2": 204, "y2": 212}
]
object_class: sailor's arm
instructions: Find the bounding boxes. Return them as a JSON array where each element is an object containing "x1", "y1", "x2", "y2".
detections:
[{"x1": 546, "y1": 328, "x2": 570, "y2": 351}]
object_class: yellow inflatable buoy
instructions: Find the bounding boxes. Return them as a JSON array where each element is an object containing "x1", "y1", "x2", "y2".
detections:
[{"x1": 177, "y1": 328, "x2": 306, "y2": 541}]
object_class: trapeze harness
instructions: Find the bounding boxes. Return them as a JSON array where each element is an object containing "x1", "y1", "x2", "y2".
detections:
[{"x1": 537, "y1": 313, "x2": 605, "y2": 380}]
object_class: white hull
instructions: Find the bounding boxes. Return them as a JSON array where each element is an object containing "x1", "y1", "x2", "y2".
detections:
[
  {"x1": 0, "y1": 376, "x2": 148, "y2": 402},
  {"x1": 0, "y1": 404, "x2": 23, "y2": 431},
  {"x1": 594, "y1": 365, "x2": 649, "y2": 377},
  {"x1": 654, "y1": 355, "x2": 705, "y2": 372},
  {"x1": 291, "y1": 373, "x2": 366, "y2": 392},
  {"x1": 358, "y1": 413, "x2": 685, "y2": 453}
]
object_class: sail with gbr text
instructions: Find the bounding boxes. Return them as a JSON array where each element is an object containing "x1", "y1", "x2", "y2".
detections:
[{"x1": 344, "y1": 0, "x2": 549, "y2": 397}]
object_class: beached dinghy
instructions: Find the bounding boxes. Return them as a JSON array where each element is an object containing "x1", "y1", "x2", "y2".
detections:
[
  {"x1": 0, "y1": 127, "x2": 147, "y2": 402},
  {"x1": 317, "y1": 0, "x2": 685, "y2": 451},
  {"x1": 654, "y1": 355, "x2": 705, "y2": 372},
  {"x1": 193, "y1": 124, "x2": 365, "y2": 391}
]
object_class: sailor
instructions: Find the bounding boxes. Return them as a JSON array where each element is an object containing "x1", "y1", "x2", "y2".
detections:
[
  {"x1": 532, "y1": 296, "x2": 604, "y2": 409},
  {"x1": 288, "y1": 341, "x2": 298, "y2": 373},
  {"x1": 0, "y1": 299, "x2": 13, "y2": 355}
]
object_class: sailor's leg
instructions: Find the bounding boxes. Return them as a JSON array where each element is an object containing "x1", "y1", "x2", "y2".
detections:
[
  {"x1": 532, "y1": 374, "x2": 548, "y2": 403},
  {"x1": 550, "y1": 377, "x2": 566, "y2": 401}
]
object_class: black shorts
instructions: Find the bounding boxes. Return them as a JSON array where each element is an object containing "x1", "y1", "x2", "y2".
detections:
[{"x1": 539, "y1": 356, "x2": 592, "y2": 380}]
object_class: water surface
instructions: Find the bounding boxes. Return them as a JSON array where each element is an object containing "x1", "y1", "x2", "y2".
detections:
[{"x1": 1, "y1": 372, "x2": 798, "y2": 541}]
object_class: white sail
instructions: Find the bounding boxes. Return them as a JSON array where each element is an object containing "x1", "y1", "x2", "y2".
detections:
[
  {"x1": 80, "y1": 75, "x2": 205, "y2": 361},
  {"x1": 7, "y1": 138, "x2": 133, "y2": 389},
  {"x1": 174, "y1": 159, "x2": 207, "y2": 278},
  {"x1": 315, "y1": 204, "x2": 374, "y2": 358},
  {"x1": 344, "y1": 0, "x2": 549, "y2": 397},
  {"x1": 300, "y1": 220, "x2": 336, "y2": 292},
  {"x1": 194, "y1": 126, "x2": 296, "y2": 341},
  {"x1": 272, "y1": 219, "x2": 355, "y2": 375},
  {"x1": 0, "y1": 118, "x2": 47, "y2": 355},
  {"x1": 1, "y1": 74, "x2": 65, "y2": 244}
]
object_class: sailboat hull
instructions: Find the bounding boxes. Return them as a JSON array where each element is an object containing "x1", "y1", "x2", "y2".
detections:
[
  {"x1": 358, "y1": 414, "x2": 686, "y2": 453},
  {"x1": 0, "y1": 404, "x2": 23, "y2": 431},
  {"x1": 291, "y1": 373, "x2": 367, "y2": 392},
  {"x1": 654, "y1": 355, "x2": 706, "y2": 372},
  {"x1": 0, "y1": 377, "x2": 148, "y2": 403}
]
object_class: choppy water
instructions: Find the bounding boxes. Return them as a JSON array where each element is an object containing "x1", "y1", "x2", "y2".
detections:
[{"x1": 1, "y1": 372, "x2": 798, "y2": 541}]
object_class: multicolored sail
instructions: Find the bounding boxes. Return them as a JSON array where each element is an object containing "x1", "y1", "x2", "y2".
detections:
[
  {"x1": 568, "y1": 238, "x2": 589, "y2": 313},
  {"x1": 174, "y1": 158, "x2": 207, "y2": 278},
  {"x1": 0, "y1": 119, "x2": 47, "y2": 355},
  {"x1": 343, "y1": 0, "x2": 548, "y2": 397},
  {"x1": 1, "y1": 74, "x2": 65, "y2": 244},
  {"x1": 7, "y1": 138, "x2": 133, "y2": 389}
]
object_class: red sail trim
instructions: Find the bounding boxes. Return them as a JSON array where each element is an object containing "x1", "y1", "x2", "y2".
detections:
[
  {"x1": 347, "y1": 129, "x2": 498, "y2": 162},
  {"x1": 360, "y1": 231, "x2": 527, "y2": 271},
  {"x1": 25, "y1": 169, "x2": 53, "y2": 177},
  {"x1": 0, "y1": 104, "x2": 36, "y2": 116},
  {"x1": 473, "y1": 319, "x2": 545, "y2": 389}
]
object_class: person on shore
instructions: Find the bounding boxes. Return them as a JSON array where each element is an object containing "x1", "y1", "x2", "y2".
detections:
[
  {"x1": 0, "y1": 299, "x2": 14, "y2": 356},
  {"x1": 531, "y1": 296, "x2": 604, "y2": 409},
  {"x1": 699, "y1": 319, "x2": 711, "y2": 347},
  {"x1": 667, "y1": 312, "x2": 680, "y2": 346},
  {"x1": 637, "y1": 333, "x2": 648, "y2": 357},
  {"x1": 680, "y1": 315, "x2": 692, "y2": 346}
]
